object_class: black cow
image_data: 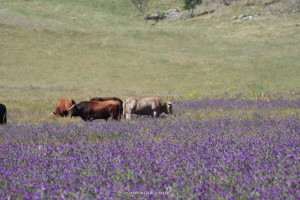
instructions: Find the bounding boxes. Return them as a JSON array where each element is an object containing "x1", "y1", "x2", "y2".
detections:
[{"x1": 0, "y1": 104, "x2": 7, "y2": 124}]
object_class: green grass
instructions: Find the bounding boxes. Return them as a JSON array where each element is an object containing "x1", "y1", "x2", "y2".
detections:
[{"x1": 0, "y1": 0, "x2": 299, "y2": 122}]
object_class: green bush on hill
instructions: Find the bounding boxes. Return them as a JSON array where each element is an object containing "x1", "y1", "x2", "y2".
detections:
[{"x1": 183, "y1": 0, "x2": 203, "y2": 17}]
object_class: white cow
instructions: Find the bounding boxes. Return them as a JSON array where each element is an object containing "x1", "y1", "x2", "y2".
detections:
[{"x1": 123, "y1": 97, "x2": 173, "y2": 119}]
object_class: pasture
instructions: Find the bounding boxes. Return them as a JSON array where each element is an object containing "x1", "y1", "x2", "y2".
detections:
[{"x1": 0, "y1": 0, "x2": 300, "y2": 199}]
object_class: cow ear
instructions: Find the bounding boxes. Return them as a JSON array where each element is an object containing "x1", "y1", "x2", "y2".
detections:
[{"x1": 167, "y1": 102, "x2": 173, "y2": 105}]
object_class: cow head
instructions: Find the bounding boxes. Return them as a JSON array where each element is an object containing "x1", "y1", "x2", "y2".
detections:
[
  {"x1": 67, "y1": 104, "x2": 79, "y2": 117},
  {"x1": 166, "y1": 102, "x2": 173, "y2": 114},
  {"x1": 50, "y1": 112, "x2": 59, "y2": 116}
]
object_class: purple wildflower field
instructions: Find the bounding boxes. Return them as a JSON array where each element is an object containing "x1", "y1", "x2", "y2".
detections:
[{"x1": 0, "y1": 99, "x2": 300, "y2": 199}]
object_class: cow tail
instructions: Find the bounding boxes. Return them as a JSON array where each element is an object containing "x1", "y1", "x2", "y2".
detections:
[
  {"x1": 122, "y1": 101, "x2": 126, "y2": 119},
  {"x1": 120, "y1": 101, "x2": 124, "y2": 120},
  {"x1": 118, "y1": 102, "x2": 122, "y2": 121}
]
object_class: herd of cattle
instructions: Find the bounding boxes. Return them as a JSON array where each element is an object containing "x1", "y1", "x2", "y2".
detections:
[{"x1": 0, "y1": 97, "x2": 173, "y2": 124}]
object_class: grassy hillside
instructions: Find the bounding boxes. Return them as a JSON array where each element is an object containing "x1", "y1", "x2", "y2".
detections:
[{"x1": 0, "y1": 0, "x2": 299, "y2": 121}]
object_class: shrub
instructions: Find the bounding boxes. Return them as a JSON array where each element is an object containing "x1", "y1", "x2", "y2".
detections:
[
  {"x1": 183, "y1": 0, "x2": 203, "y2": 17},
  {"x1": 131, "y1": 0, "x2": 151, "y2": 20}
]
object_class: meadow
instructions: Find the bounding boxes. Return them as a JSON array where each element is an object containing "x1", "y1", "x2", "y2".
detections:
[
  {"x1": 0, "y1": 0, "x2": 300, "y2": 199},
  {"x1": 1, "y1": 0, "x2": 300, "y2": 122},
  {"x1": 1, "y1": 98, "x2": 300, "y2": 199}
]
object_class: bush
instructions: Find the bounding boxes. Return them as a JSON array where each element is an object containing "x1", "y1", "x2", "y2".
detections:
[
  {"x1": 183, "y1": 0, "x2": 203, "y2": 17},
  {"x1": 131, "y1": 0, "x2": 151, "y2": 19}
]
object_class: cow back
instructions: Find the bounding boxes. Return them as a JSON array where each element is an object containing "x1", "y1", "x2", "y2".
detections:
[{"x1": 90, "y1": 97, "x2": 123, "y2": 104}]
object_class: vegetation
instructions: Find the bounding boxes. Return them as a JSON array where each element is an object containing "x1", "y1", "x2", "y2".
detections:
[
  {"x1": 183, "y1": 0, "x2": 203, "y2": 17},
  {"x1": 1, "y1": 99, "x2": 300, "y2": 199},
  {"x1": 131, "y1": 0, "x2": 151, "y2": 19},
  {"x1": 0, "y1": 0, "x2": 299, "y2": 122},
  {"x1": 0, "y1": 1, "x2": 299, "y2": 198}
]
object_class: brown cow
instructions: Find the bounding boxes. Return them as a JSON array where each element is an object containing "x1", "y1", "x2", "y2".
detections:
[
  {"x1": 51, "y1": 99, "x2": 76, "y2": 117},
  {"x1": 90, "y1": 97, "x2": 123, "y2": 120},
  {"x1": 123, "y1": 97, "x2": 173, "y2": 119},
  {"x1": 68, "y1": 100, "x2": 121, "y2": 121}
]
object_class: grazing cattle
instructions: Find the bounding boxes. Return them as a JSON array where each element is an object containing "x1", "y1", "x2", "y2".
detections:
[
  {"x1": 68, "y1": 100, "x2": 121, "y2": 121},
  {"x1": 0, "y1": 103, "x2": 7, "y2": 124},
  {"x1": 123, "y1": 97, "x2": 173, "y2": 119},
  {"x1": 51, "y1": 99, "x2": 76, "y2": 117},
  {"x1": 90, "y1": 97, "x2": 123, "y2": 118}
]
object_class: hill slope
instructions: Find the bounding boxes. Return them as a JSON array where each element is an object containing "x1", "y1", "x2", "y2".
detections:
[{"x1": 0, "y1": 0, "x2": 299, "y2": 121}]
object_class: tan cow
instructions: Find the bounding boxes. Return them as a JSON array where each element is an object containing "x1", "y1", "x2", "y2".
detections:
[{"x1": 123, "y1": 97, "x2": 172, "y2": 119}]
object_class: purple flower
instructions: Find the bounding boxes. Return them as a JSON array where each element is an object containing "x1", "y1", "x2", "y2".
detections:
[{"x1": 0, "y1": 99, "x2": 299, "y2": 199}]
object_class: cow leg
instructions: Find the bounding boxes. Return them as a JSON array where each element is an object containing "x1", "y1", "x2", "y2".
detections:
[
  {"x1": 3, "y1": 112, "x2": 6, "y2": 124},
  {"x1": 111, "y1": 110, "x2": 119, "y2": 121},
  {"x1": 126, "y1": 113, "x2": 131, "y2": 120},
  {"x1": 81, "y1": 116, "x2": 88, "y2": 121},
  {"x1": 84, "y1": 115, "x2": 94, "y2": 121},
  {"x1": 88, "y1": 116, "x2": 95, "y2": 121},
  {"x1": 153, "y1": 111, "x2": 158, "y2": 118},
  {"x1": 62, "y1": 111, "x2": 68, "y2": 117},
  {"x1": 112, "y1": 115, "x2": 118, "y2": 121}
]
